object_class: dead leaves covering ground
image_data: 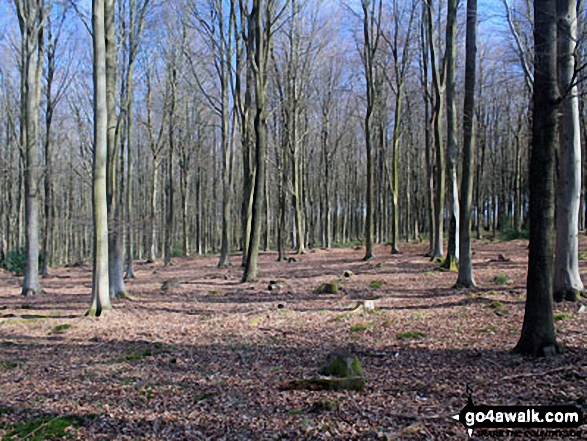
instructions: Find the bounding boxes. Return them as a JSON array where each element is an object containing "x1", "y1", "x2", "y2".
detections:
[{"x1": 0, "y1": 239, "x2": 586, "y2": 440}]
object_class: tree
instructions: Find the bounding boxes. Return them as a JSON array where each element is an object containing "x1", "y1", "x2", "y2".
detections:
[
  {"x1": 553, "y1": 0, "x2": 584, "y2": 302},
  {"x1": 105, "y1": 0, "x2": 127, "y2": 298},
  {"x1": 242, "y1": 0, "x2": 274, "y2": 282},
  {"x1": 88, "y1": 0, "x2": 112, "y2": 317},
  {"x1": 144, "y1": 63, "x2": 168, "y2": 263},
  {"x1": 15, "y1": 0, "x2": 45, "y2": 296},
  {"x1": 122, "y1": 0, "x2": 151, "y2": 279},
  {"x1": 382, "y1": 0, "x2": 416, "y2": 255},
  {"x1": 41, "y1": 4, "x2": 69, "y2": 277},
  {"x1": 360, "y1": 0, "x2": 382, "y2": 261},
  {"x1": 456, "y1": 0, "x2": 477, "y2": 288},
  {"x1": 514, "y1": 0, "x2": 559, "y2": 357},
  {"x1": 440, "y1": 0, "x2": 459, "y2": 270},
  {"x1": 425, "y1": 0, "x2": 446, "y2": 262}
]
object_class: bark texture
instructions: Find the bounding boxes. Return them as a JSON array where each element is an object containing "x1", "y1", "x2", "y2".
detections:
[
  {"x1": 553, "y1": 0, "x2": 584, "y2": 302},
  {"x1": 88, "y1": 0, "x2": 112, "y2": 316},
  {"x1": 514, "y1": 0, "x2": 560, "y2": 357}
]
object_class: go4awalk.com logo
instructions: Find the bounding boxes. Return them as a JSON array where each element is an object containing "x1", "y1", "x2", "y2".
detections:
[{"x1": 452, "y1": 389, "x2": 584, "y2": 437}]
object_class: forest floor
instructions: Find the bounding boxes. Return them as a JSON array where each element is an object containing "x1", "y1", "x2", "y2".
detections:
[{"x1": 0, "y1": 238, "x2": 586, "y2": 440}]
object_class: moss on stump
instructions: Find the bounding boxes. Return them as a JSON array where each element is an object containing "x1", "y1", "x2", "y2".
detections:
[
  {"x1": 317, "y1": 282, "x2": 339, "y2": 294},
  {"x1": 282, "y1": 376, "x2": 365, "y2": 392},
  {"x1": 321, "y1": 352, "x2": 363, "y2": 377}
]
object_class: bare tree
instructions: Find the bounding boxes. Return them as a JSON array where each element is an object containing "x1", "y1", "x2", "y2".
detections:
[
  {"x1": 514, "y1": 0, "x2": 559, "y2": 357},
  {"x1": 242, "y1": 0, "x2": 279, "y2": 282},
  {"x1": 360, "y1": 0, "x2": 382, "y2": 261},
  {"x1": 14, "y1": 0, "x2": 45, "y2": 296},
  {"x1": 553, "y1": 0, "x2": 584, "y2": 301},
  {"x1": 88, "y1": 0, "x2": 112, "y2": 316},
  {"x1": 456, "y1": 0, "x2": 477, "y2": 288},
  {"x1": 440, "y1": 0, "x2": 459, "y2": 270},
  {"x1": 104, "y1": 0, "x2": 127, "y2": 298},
  {"x1": 41, "y1": 4, "x2": 69, "y2": 277},
  {"x1": 425, "y1": 0, "x2": 446, "y2": 262},
  {"x1": 382, "y1": 0, "x2": 416, "y2": 255},
  {"x1": 122, "y1": 0, "x2": 151, "y2": 278}
]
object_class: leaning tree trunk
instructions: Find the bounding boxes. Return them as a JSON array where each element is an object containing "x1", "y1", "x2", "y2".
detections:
[
  {"x1": 456, "y1": 0, "x2": 477, "y2": 288},
  {"x1": 514, "y1": 0, "x2": 560, "y2": 357},
  {"x1": 88, "y1": 0, "x2": 112, "y2": 316},
  {"x1": 553, "y1": 0, "x2": 584, "y2": 302}
]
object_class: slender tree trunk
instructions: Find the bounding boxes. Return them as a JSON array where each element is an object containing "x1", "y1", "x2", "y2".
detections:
[
  {"x1": 361, "y1": 0, "x2": 381, "y2": 261},
  {"x1": 124, "y1": 63, "x2": 136, "y2": 279},
  {"x1": 88, "y1": 0, "x2": 111, "y2": 316},
  {"x1": 514, "y1": 0, "x2": 560, "y2": 357},
  {"x1": 164, "y1": 67, "x2": 177, "y2": 267},
  {"x1": 553, "y1": 0, "x2": 584, "y2": 301},
  {"x1": 218, "y1": 0, "x2": 235, "y2": 268},
  {"x1": 242, "y1": 0, "x2": 268, "y2": 282},
  {"x1": 390, "y1": 89, "x2": 401, "y2": 254},
  {"x1": 42, "y1": 22, "x2": 56, "y2": 278},
  {"x1": 149, "y1": 157, "x2": 158, "y2": 262},
  {"x1": 426, "y1": 0, "x2": 445, "y2": 262},
  {"x1": 16, "y1": 0, "x2": 44, "y2": 296},
  {"x1": 441, "y1": 0, "x2": 459, "y2": 270},
  {"x1": 456, "y1": 0, "x2": 477, "y2": 288},
  {"x1": 105, "y1": 0, "x2": 126, "y2": 298}
]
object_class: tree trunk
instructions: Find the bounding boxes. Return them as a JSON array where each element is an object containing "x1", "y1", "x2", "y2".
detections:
[
  {"x1": 124, "y1": 63, "x2": 136, "y2": 279},
  {"x1": 164, "y1": 67, "x2": 177, "y2": 267},
  {"x1": 426, "y1": 0, "x2": 445, "y2": 262},
  {"x1": 105, "y1": 0, "x2": 126, "y2": 298},
  {"x1": 361, "y1": 0, "x2": 380, "y2": 262},
  {"x1": 88, "y1": 0, "x2": 112, "y2": 316},
  {"x1": 441, "y1": 0, "x2": 459, "y2": 271},
  {"x1": 456, "y1": 0, "x2": 477, "y2": 288},
  {"x1": 242, "y1": 0, "x2": 268, "y2": 282},
  {"x1": 553, "y1": 0, "x2": 584, "y2": 302},
  {"x1": 514, "y1": 0, "x2": 560, "y2": 357},
  {"x1": 16, "y1": 0, "x2": 44, "y2": 296},
  {"x1": 218, "y1": 0, "x2": 235, "y2": 268},
  {"x1": 150, "y1": 157, "x2": 158, "y2": 262}
]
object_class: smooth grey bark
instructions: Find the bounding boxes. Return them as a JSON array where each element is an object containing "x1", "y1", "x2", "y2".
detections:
[
  {"x1": 105, "y1": 0, "x2": 126, "y2": 298},
  {"x1": 242, "y1": 0, "x2": 269, "y2": 282},
  {"x1": 237, "y1": 1, "x2": 255, "y2": 267},
  {"x1": 456, "y1": 0, "x2": 477, "y2": 288},
  {"x1": 123, "y1": 0, "x2": 150, "y2": 278},
  {"x1": 514, "y1": 0, "x2": 560, "y2": 357},
  {"x1": 88, "y1": 0, "x2": 112, "y2": 316},
  {"x1": 217, "y1": 0, "x2": 236, "y2": 268},
  {"x1": 383, "y1": 0, "x2": 416, "y2": 255},
  {"x1": 41, "y1": 7, "x2": 65, "y2": 278},
  {"x1": 361, "y1": 0, "x2": 382, "y2": 262},
  {"x1": 553, "y1": 0, "x2": 584, "y2": 302},
  {"x1": 15, "y1": 0, "x2": 44, "y2": 296},
  {"x1": 425, "y1": 0, "x2": 446, "y2": 262},
  {"x1": 441, "y1": 0, "x2": 459, "y2": 270},
  {"x1": 145, "y1": 67, "x2": 167, "y2": 263},
  {"x1": 419, "y1": 2, "x2": 434, "y2": 255},
  {"x1": 164, "y1": 64, "x2": 177, "y2": 268}
]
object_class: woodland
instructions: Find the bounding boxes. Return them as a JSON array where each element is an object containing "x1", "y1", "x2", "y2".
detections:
[{"x1": 0, "y1": 0, "x2": 587, "y2": 439}]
